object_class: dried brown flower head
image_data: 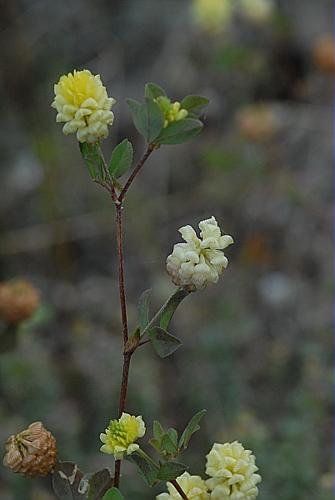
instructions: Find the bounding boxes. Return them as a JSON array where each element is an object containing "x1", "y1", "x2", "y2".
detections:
[
  {"x1": 0, "y1": 280, "x2": 40, "y2": 325},
  {"x1": 3, "y1": 422, "x2": 57, "y2": 477}
]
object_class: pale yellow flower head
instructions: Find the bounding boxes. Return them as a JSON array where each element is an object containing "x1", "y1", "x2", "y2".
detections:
[
  {"x1": 155, "y1": 96, "x2": 188, "y2": 128},
  {"x1": 100, "y1": 413, "x2": 145, "y2": 460},
  {"x1": 206, "y1": 442, "x2": 261, "y2": 499},
  {"x1": 192, "y1": 0, "x2": 233, "y2": 34},
  {"x1": 166, "y1": 216, "x2": 233, "y2": 291},
  {"x1": 52, "y1": 69, "x2": 116, "y2": 143},
  {"x1": 157, "y1": 472, "x2": 210, "y2": 500}
]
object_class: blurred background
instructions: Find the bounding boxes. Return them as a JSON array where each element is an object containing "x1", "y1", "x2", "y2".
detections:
[{"x1": 0, "y1": 0, "x2": 333, "y2": 498}]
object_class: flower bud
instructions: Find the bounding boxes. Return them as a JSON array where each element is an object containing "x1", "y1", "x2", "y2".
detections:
[
  {"x1": 3, "y1": 422, "x2": 57, "y2": 477},
  {"x1": 166, "y1": 216, "x2": 233, "y2": 291},
  {"x1": 100, "y1": 413, "x2": 146, "y2": 460},
  {"x1": 155, "y1": 97, "x2": 188, "y2": 128},
  {"x1": 0, "y1": 280, "x2": 40, "y2": 325},
  {"x1": 52, "y1": 69, "x2": 116, "y2": 143}
]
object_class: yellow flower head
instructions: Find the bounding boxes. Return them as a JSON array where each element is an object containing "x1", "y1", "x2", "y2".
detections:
[
  {"x1": 155, "y1": 96, "x2": 188, "y2": 128},
  {"x1": 192, "y1": 0, "x2": 233, "y2": 34},
  {"x1": 51, "y1": 69, "x2": 116, "y2": 143},
  {"x1": 100, "y1": 413, "x2": 145, "y2": 460},
  {"x1": 157, "y1": 472, "x2": 210, "y2": 500},
  {"x1": 206, "y1": 442, "x2": 261, "y2": 499}
]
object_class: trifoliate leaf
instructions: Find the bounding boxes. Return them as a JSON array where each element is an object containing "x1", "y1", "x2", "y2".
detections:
[{"x1": 138, "y1": 289, "x2": 151, "y2": 331}]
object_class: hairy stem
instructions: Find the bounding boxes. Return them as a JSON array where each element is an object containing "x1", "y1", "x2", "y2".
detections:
[
  {"x1": 118, "y1": 144, "x2": 154, "y2": 202},
  {"x1": 171, "y1": 479, "x2": 189, "y2": 500}
]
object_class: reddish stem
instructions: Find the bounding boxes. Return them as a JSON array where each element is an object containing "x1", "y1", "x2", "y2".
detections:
[
  {"x1": 118, "y1": 144, "x2": 154, "y2": 203},
  {"x1": 171, "y1": 479, "x2": 189, "y2": 500}
]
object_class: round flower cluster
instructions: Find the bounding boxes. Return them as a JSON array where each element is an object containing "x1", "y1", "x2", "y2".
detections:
[
  {"x1": 206, "y1": 442, "x2": 262, "y2": 499},
  {"x1": 155, "y1": 96, "x2": 188, "y2": 128},
  {"x1": 157, "y1": 442, "x2": 261, "y2": 499},
  {"x1": 52, "y1": 69, "x2": 116, "y2": 143},
  {"x1": 3, "y1": 422, "x2": 57, "y2": 477},
  {"x1": 100, "y1": 413, "x2": 145, "y2": 460},
  {"x1": 166, "y1": 216, "x2": 233, "y2": 291}
]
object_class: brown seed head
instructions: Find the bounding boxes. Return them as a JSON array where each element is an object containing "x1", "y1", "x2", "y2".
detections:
[
  {"x1": 0, "y1": 280, "x2": 40, "y2": 325},
  {"x1": 3, "y1": 422, "x2": 57, "y2": 477}
]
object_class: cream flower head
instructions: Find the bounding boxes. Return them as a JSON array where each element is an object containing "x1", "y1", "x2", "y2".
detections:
[
  {"x1": 155, "y1": 96, "x2": 188, "y2": 128},
  {"x1": 52, "y1": 69, "x2": 116, "y2": 143},
  {"x1": 206, "y1": 442, "x2": 261, "y2": 499},
  {"x1": 157, "y1": 472, "x2": 210, "y2": 500},
  {"x1": 100, "y1": 413, "x2": 145, "y2": 460},
  {"x1": 166, "y1": 216, "x2": 233, "y2": 291}
]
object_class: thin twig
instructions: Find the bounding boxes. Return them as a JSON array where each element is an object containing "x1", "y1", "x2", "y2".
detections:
[
  {"x1": 114, "y1": 203, "x2": 131, "y2": 488},
  {"x1": 118, "y1": 144, "x2": 154, "y2": 202},
  {"x1": 171, "y1": 479, "x2": 189, "y2": 500}
]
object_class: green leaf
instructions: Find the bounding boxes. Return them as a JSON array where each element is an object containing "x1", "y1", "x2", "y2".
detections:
[
  {"x1": 180, "y1": 95, "x2": 209, "y2": 114},
  {"x1": 145, "y1": 82, "x2": 166, "y2": 100},
  {"x1": 52, "y1": 461, "x2": 85, "y2": 500},
  {"x1": 108, "y1": 139, "x2": 133, "y2": 178},
  {"x1": 102, "y1": 488, "x2": 125, "y2": 500},
  {"x1": 148, "y1": 327, "x2": 182, "y2": 358},
  {"x1": 87, "y1": 469, "x2": 114, "y2": 500},
  {"x1": 153, "y1": 420, "x2": 165, "y2": 440},
  {"x1": 149, "y1": 437, "x2": 162, "y2": 453},
  {"x1": 127, "y1": 452, "x2": 159, "y2": 487},
  {"x1": 127, "y1": 98, "x2": 164, "y2": 143},
  {"x1": 157, "y1": 462, "x2": 188, "y2": 482},
  {"x1": 167, "y1": 428, "x2": 178, "y2": 447},
  {"x1": 156, "y1": 118, "x2": 203, "y2": 145},
  {"x1": 159, "y1": 288, "x2": 189, "y2": 330},
  {"x1": 178, "y1": 410, "x2": 207, "y2": 450},
  {"x1": 138, "y1": 289, "x2": 151, "y2": 330},
  {"x1": 161, "y1": 432, "x2": 178, "y2": 455},
  {"x1": 79, "y1": 142, "x2": 104, "y2": 180}
]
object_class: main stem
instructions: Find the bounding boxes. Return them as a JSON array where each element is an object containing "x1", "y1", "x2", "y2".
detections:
[{"x1": 114, "y1": 202, "x2": 131, "y2": 488}]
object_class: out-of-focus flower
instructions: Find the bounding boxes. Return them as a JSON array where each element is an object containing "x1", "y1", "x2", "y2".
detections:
[
  {"x1": 206, "y1": 441, "x2": 261, "y2": 499},
  {"x1": 313, "y1": 35, "x2": 335, "y2": 73},
  {"x1": 155, "y1": 97, "x2": 188, "y2": 128},
  {"x1": 3, "y1": 422, "x2": 57, "y2": 477},
  {"x1": 157, "y1": 472, "x2": 210, "y2": 499},
  {"x1": 100, "y1": 413, "x2": 145, "y2": 460},
  {"x1": 0, "y1": 280, "x2": 40, "y2": 325},
  {"x1": 166, "y1": 216, "x2": 233, "y2": 291},
  {"x1": 192, "y1": 0, "x2": 233, "y2": 34},
  {"x1": 52, "y1": 69, "x2": 116, "y2": 143},
  {"x1": 236, "y1": 104, "x2": 279, "y2": 142},
  {"x1": 239, "y1": 0, "x2": 274, "y2": 25}
]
